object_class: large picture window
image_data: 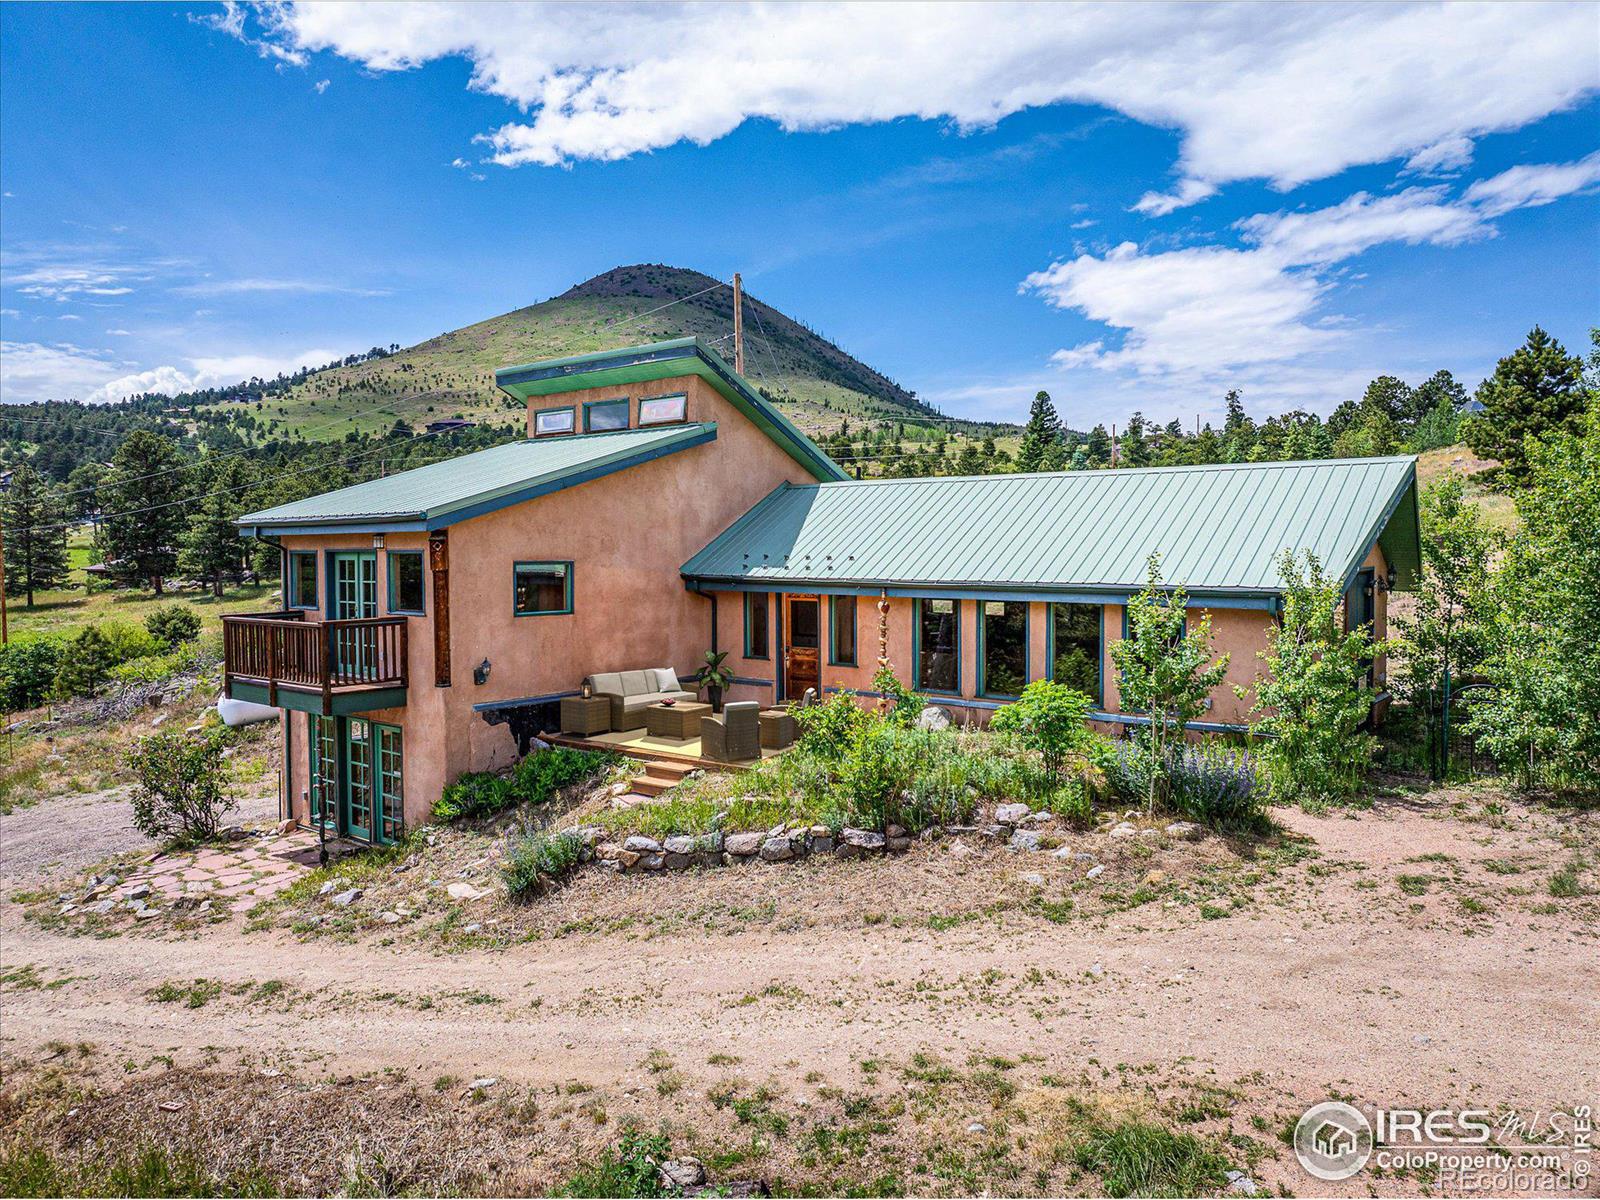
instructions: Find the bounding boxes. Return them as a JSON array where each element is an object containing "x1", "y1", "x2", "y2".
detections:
[
  {"x1": 288, "y1": 551, "x2": 318, "y2": 609},
  {"x1": 584, "y1": 398, "x2": 630, "y2": 432},
  {"x1": 386, "y1": 550, "x2": 425, "y2": 615},
  {"x1": 513, "y1": 561, "x2": 573, "y2": 615},
  {"x1": 915, "y1": 598, "x2": 960, "y2": 694},
  {"x1": 979, "y1": 600, "x2": 1028, "y2": 697},
  {"x1": 1050, "y1": 603, "x2": 1102, "y2": 703},
  {"x1": 744, "y1": 592, "x2": 769, "y2": 659},
  {"x1": 829, "y1": 595, "x2": 857, "y2": 666}
]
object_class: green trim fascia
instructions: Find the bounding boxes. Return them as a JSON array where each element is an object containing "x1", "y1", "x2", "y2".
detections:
[
  {"x1": 976, "y1": 599, "x2": 1030, "y2": 700},
  {"x1": 227, "y1": 681, "x2": 408, "y2": 717},
  {"x1": 513, "y1": 560, "x2": 575, "y2": 616},
  {"x1": 385, "y1": 549, "x2": 426, "y2": 615},
  {"x1": 243, "y1": 423, "x2": 716, "y2": 534},
  {"x1": 498, "y1": 337, "x2": 846, "y2": 483},
  {"x1": 685, "y1": 577, "x2": 1281, "y2": 611}
]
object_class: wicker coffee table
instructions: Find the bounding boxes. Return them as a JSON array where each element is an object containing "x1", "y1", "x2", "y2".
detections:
[{"x1": 645, "y1": 701, "x2": 711, "y2": 740}]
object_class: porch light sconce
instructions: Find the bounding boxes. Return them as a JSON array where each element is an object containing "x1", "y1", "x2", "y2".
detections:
[
  {"x1": 372, "y1": 533, "x2": 386, "y2": 549},
  {"x1": 473, "y1": 658, "x2": 491, "y2": 686}
]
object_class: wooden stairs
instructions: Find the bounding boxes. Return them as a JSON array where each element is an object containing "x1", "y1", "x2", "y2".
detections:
[{"x1": 632, "y1": 759, "x2": 697, "y2": 798}]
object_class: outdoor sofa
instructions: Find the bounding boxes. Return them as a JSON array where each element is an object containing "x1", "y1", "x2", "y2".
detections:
[{"x1": 584, "y1": 668, "x2": 698, "y2": 731}]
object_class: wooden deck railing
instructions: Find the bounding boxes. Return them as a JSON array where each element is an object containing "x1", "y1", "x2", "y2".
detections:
[{"x1": 223, "y1": 613, "x2": 408, "y2": 710}]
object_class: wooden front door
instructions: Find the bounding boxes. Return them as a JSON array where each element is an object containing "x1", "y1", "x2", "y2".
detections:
[{"x1": 783, "y1": 594, "x2": 821, "y2": 702}]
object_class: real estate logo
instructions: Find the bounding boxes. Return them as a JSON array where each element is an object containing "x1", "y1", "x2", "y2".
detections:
[{"x1": 1295, "y1": 1101, "x2": 1374, "y2": 1181}]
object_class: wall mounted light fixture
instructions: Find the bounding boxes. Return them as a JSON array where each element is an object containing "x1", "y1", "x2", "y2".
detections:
[{"x1": 473, "y1": 658, "x2": 491, "y2": 686}]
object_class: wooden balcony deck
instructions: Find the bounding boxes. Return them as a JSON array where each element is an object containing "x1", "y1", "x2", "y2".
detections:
[{"x1": 223, "y1": 612, "x2": 408, "y2": 715}]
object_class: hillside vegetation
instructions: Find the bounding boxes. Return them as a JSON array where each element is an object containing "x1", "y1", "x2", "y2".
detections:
[{"x1": 231, "y1": 264, "x2": 955, "y2": 441}]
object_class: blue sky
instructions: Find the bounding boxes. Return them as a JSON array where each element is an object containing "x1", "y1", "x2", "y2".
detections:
[{"x1": 2, "y1": 2, "x2": 1597, "y2": 428}]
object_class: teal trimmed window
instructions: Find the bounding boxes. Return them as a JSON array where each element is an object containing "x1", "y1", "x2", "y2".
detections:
[
  {"x1": 583, "y1": 398, "x2": 630, "y2": 432},
  {"x1": 914, "y1": 598, "x2": 960, "y2": 694},
  {"x1": 638, "y1": 393, "x2": 687, "y2": 426},
  {"x1": 978, "y1": 600, "x2": 1028, "y2": 698},
  {"x1": 1048, "y1": 603, "x2": 1102, "y2": 704},
  {"x1": 513, "y1": 561, "x2": 573, "y2": 615},
  {"x1": 288, "y1": 551, "x2": 318, "y2": 609},
  {"x1": 533, "y1": 406, "x2": 575, "y2": 437},
  {"x1": 744, "y1": 592, "x2": 770, "y2": 659},
  {"x1": 386, "y1": 550, "x2": 425, "y2": 615},
  {"x1": 828, "y1": 595, "x2": 857, "y2": 666}
]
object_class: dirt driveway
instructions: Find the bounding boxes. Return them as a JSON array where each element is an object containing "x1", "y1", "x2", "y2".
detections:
[{"x1": 2, "y1": 785, "x2": 1595, "y2": 1196}]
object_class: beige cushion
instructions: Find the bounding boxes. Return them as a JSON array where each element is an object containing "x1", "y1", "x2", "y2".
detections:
[
  {"x1": 652, "y1": 667, "x2": 682, "y2": 692},
  {"x1": 589, "y1": 672, "x2": 623, "y2": 696},
  {"x1": 620, "y1": 669, "x2": 651, "y2": 696}
]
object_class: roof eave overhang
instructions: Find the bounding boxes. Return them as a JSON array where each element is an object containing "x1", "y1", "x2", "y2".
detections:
[
  {"x1": 681, "y1": 575, "x2": 1282, "y2": 611},
  {"x1": 238, "y1": 423, "x2": 718, "y2": 537},
  {"x1": 497, "y1": 337, "x2": 848, "y2": 484}
]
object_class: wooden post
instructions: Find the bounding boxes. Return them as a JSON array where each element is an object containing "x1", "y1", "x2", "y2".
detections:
[
  {"x1": 429, "y1": 530, "x2": 451, "y2": 687},
  {"x1": 732, "y1": 272, "x2": 745, "y2": 375}
]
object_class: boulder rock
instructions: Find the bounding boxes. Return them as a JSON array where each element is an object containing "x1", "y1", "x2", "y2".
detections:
[
  {"x1": 1085, "y1": 864, "x2": 1106, "y2": 879},
  {"x1": 725, "y1": 832, "x2": 764, "y2": 856},
  {"x1": 808, "y1": 834, "x2": 835, "y2": 854},
  {"x1": 1008, "y1": 829, "x2": 1044, "y2": 852},
  {"x1": 840, "y1": 828, "x2": 886, "y2": 851},
  {"x1": 640, "y1": 853, "x2": 665, "y2": 871},
  {"x1": 663, "y1": 836, "x2": 696, "y2": 856},
  {"x1": 379, "y1": 911, "x2": 401, "y2": 925},
  {"x1": 624, "y1": 835, "x2": 663, "y2": 855},
  {"x1": 659, "y1": 1158, "x2": 707, "y2": 1189},
  {"x1": 318, "y1": 881, "x2": 335, "y2": 896},
  {"x1": 759, "y1": 836, "x2": 794, "y2": 862},
  {"x1": 330, "y1": 888, "x2": 362, "y2": 906},
  {"x1": 445, "y1": 882, "x2": 486, "y2": 901},
  {"x1": 994, "y1": 803, "x2": 1031, "y2": 827},
  {"x1": 915, "y1": 705, "x2": 952, "y2": 731},
  {"x1": 1108, "y1": 822, "x2": 1137, "y2": 838},
  {"x1": 1164, "y1": 821, "x2": 1205, "y2": 841},
  {"x1": 127, "y1": 883, "x2": 152, "y2": 901},
  {"x1": 886, "y1": 835, "x2": 912, "y2": 853},
  {"x1": 663, "y1": 853, "x2": 692, "y2": 871},
  {"x1": 1020, "y1": 872, "x2": 1045, "y2": 887}
]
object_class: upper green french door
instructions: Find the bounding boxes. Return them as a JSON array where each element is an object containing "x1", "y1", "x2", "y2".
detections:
[{"x1": 330, "y1": 552, "x2": 378, "y2": 674}]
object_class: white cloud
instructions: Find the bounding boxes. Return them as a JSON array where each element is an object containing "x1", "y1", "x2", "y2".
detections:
[
  {"x1": 1132, "y1": 179, "x2": 1217, "y2": 217},
  {"x1": 0, "y1": 340, "x2": 343, "y2": 404},
  {"x1": 106, "y1": 328, "x2": 132, "y2": 336},
  {"x1": 314, "y1": 78, "x2": 331, "y2": 93},
  {"x1": 230, "y1": 2, "x2": 1596, "y2": 202},
  {"x1": 1022, "y1": 152, "x2": 1600, "y2": 400},
  {"x1": 173, "y1": 277, "x2": 390, "y2": 297}
]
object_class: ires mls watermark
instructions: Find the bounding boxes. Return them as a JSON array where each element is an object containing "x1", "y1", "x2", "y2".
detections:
[{"x1": 1294, "y1": 1102, "x2": 1592, "y2": 1193}]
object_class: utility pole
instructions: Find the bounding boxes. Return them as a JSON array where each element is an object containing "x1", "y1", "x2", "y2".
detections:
[{"x1": 732, "y1": 272, "x2": 745, "y2": 375}]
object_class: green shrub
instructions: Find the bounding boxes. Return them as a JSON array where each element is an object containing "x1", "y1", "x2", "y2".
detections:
[
  {"x1": 109, "y1": 650, "x2": 190, "y2": 686},
  {"x1": 1071, "y1": 1119, "x2": 1231, "y2": 1198},
  {"x1": 873, "y1": 666, "x2": 925, "y2": 726},
  {"x1": 127, "y1": 730, "x2": 234, "y2": 846},
  {"x1": 501, "y1": 829, "x2": 585, "y2": 899},
  {"x1": 145, "y1": 603, "x2": 202, "y2": 649},
  {"x1": 434, "y1": 747, "x2": 613, "y2": 822},
  {"x1": 558, "y1": 1128, "x2": 671, "y2": 1198},
  {"x1": 97, "y1": 620, "x2": 165, "y2": 664},
  {"x1": 793, "y1": 689, "x2": 872, "y2": 759},
  {"x1": 53, "y1": 626, "x2": 115, "y2": 698},
  {"x1": 990, "y1": 679, "x2": 1096, "y2": 785},
  {"x1": 0, "y1": 635, "x2": 65, "y2": 711}
]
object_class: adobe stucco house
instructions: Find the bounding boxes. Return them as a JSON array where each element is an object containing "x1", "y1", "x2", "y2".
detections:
[{"x1": 228, "y1": 336, "x2": 1420, "y2": 846}]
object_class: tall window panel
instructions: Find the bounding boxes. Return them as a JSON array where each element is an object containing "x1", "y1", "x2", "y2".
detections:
[
  {"x1": 916, "y1": 599, "x2": 960, "y2": 693},
  {"x1": 829, "y1": 595, "x2": 857, "y2": 666},
  {"x1": 1051, "y1": 603, "x2": 1102, "y2": 703},
  {"x1": 744, "y1": 592, "x2": 769, "y2": 658},
  {"x1": 980, "y1": 601, "x2": 1028, "y2": 697}
]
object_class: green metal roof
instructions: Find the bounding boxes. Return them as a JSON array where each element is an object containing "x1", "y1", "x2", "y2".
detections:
[
  {"x1": 495, "y1": 336, "x2": 848, "y2": 483},
  {"x1": 683, "y1": 456, "x2": 1421, "y2": 603},
  {"x1": 239, "y1": 423, "x2": 717, "y2": 534}
]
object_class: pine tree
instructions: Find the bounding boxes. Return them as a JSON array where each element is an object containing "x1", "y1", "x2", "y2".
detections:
[
  {"x1": 1119, "y1": 412, "x2": 1151, "y2": 467},
  {"x1": 100, "y1": 430, "x2": 189, "y2": 594},
  {"x1": 1, "y1": 464, "x2": 71, "y2": 606},
  {"x1": 1084, "y1": 424, "x2": 1112, "y2": 467},
  {"x1": 1360, "y1": 375, "x2": 1415, "y2": 424},
  {"x1": 1465, "y1": 327, "x2": 1588, "y2": 479},
  {"x1": 1015, "y1": 390, "x2": 1062, "y2": 473},
  {"x1": 179, "y1": 457, "x2": 252, "y2": 597}
]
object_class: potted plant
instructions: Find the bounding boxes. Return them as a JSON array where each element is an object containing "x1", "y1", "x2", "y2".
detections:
[{"x1": 695, "y1": 650, "x2": 734, "y2": 712}]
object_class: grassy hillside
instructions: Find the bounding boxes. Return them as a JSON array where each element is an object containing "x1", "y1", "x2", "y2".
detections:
[
  {"x1": 228, "y1": 265, "x2": 974, "y2": 443},
  {"x1": 1416, "y1": 443, "x2": 1517, "y2": 532}
]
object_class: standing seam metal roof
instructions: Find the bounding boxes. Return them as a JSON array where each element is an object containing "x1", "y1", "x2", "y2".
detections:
[
  {"x1": 682, "y1": 456, "x2": 1419, "y2": 595},
  {"x1": 238, "y1": 423, "x2": 716, "y2": 529}
]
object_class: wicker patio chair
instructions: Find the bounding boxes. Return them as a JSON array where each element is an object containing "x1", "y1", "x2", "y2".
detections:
[{"x1": 701, "y1": 701, "x2": 761, "y2": 762}]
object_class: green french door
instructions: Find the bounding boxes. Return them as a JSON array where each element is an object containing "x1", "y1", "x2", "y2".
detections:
[
  {"x1": 330, "y1": 552, "x2": 378, "y2": 674},
  {"x1": 308, "y1": 714, "x2": 338, "y2": 831},
  {"x1": 306, "y1": 714, "x2": 402, "y2": 846}
]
